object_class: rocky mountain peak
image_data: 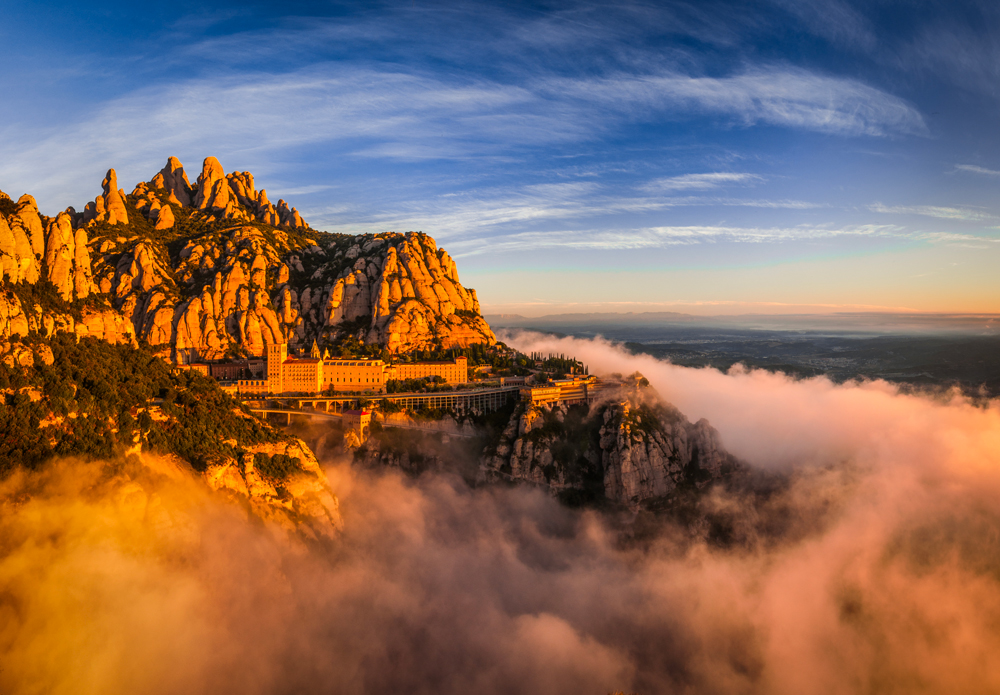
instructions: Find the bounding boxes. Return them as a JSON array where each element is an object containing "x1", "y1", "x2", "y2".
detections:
[
  {"x1": 0, "y1": 156, "x2": 496, "y2": 358},
  {"x1": 152, "y1": 156, "x2": 192, "y2": 206},
  {"x1": 126, "y1": 156, "x2": 309, "y2": 230}
]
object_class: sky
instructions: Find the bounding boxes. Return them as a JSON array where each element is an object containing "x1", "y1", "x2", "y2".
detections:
[{"x1": 1, "y1": 0, "x2": 999, "y2": 316}]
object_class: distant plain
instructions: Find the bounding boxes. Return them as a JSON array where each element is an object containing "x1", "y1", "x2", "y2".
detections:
[{"x1": 491, "y1": 312, "x2": 1000, "y2": 397}]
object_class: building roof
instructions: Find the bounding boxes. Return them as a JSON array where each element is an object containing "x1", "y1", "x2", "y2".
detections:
[
  {"x1": 394, "y1": 359, "x2": 464, "y2": 366},
  {"x1": 324, "y1": 358, "x2": 384, "y2": 364}
]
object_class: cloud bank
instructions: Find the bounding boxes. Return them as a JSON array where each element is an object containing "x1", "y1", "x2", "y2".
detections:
[{"x1": 3, "y1": 335, "x2": 1000, "y2": 694}]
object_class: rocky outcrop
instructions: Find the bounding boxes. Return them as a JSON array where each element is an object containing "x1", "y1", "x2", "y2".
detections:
[
  {"x1": 14, "y1": 195, "x2": 45, "y2": 258},
  {"x1": 203, "y1": 438, "x2": 342, "y2": 539},
  {"x1": 0, "y1": 211, "x2": 39, "y2": 284},
  {"x1": 280, "y1": 232, "x2": 494, "y2": 355},
  {"x1": 154, "y1": 203, "x2": 175, "y2": 230},
  {"x1": 599, "y1": 399, "x2": 730, "y2": 507},
  {"x1": 43, "y1": 212, "x2": 95, "y2": 300},
  {"x1": 93, "y1": 224, "x2": 492, "y2": 359},
  {"x1": 152, "y1": 156, "x2": 192, "y2": 206},
  {"x1": 83, "y1": 169, "x2": 129, "y2": 226},
  {"x1": 0, "y1": 291, "x2": 30, "y2": 339},
  {"x1": 177, "y1": 156, "x2": 308, "y2": 228},
  {"x1": 481, "y1": 383, "x2": 738, "y2": 510},
  {"x1": 194, "y1": 156, "x2": 231, "y2": 212},
  {"x1": 0, "y1": 340, "x2": 54, "y2": 369}
]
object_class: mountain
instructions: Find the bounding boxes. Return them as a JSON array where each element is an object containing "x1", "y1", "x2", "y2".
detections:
[
  {"x1": 0, "y1": 156, "x2": 741, "y2": 527},
  {"x1": 0, "y1": 156, "x2": 495, "y2": 360}
]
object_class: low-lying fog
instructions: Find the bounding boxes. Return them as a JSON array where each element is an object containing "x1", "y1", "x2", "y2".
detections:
[{"x1": 3, "y1": 332, "x2": 1000, "y2": 694}]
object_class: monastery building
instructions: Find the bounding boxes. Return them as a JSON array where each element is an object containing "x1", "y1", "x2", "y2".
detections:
[{"x1": 203, "y1": 342, "x2": 468, "y2": 396}]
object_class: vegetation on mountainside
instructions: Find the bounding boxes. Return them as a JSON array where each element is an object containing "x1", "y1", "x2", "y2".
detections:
[
  {"x1": 385, "y1": 376, "x2": 449, "y2": 394},
  {"x1": 392, "y1": 342, "x2": 531, "y2": 372},
  {"x1": 0, "y1": 193, "x2": 18, "y2": 217},
  {"x1": 0, "y1": 335, "x2": 283, "y2": 479},
  {"x1": 252, "y1": 452, "x2": 303, "y2": 479},
  {"x1": 522, "y1": 403, "x2": 604, "y2": 490},
  {"x1": 8, "y1": 278, "x2": 112, "y2": 321}
]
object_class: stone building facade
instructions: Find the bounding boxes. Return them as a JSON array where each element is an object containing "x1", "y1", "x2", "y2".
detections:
[
  {"x1": 210, "y1": 343, "x2": 470, "y2": 396},
  {"x1": 387, "y1": 356, "x2": 468, "y2": 384}
]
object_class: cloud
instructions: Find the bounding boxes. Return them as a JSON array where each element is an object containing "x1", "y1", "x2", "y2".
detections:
[
  {"x1": 544, "y1": 67, "x2": 927, "y2": 137},
  {"x1": 769, "y1": 0, "x2": 877, "y2": 51},
  {"x1": 6, "y1": 336, "x2": 1000, "y2": 693},
  {"x1": 917, "y1": 231, "x2": 1000, "y2": 248},
  {"x1": 893, "y1": 13, "x2": 1000, "y2": 97},
  {"x1": 307, "y1": 176, "x2": 827, "y2": 242},
  {"x1": 0, "y1": 60, "x2": 927, "y2": 213},
  {"x1": 443, "y1": 223, "x2": 901, "y2": 256},
  {"x1": 954, "y1": 164, "x2": 1000, "y2": 177},
  {"x1": 870, "y1": 202, "x2": 996, "y2": 222},
  {"x1": 643, "y1": 172, "x2": 765, "y2": 191}
]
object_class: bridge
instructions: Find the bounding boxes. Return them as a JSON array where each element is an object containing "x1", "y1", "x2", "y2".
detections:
[
  {"x1": 249, "y1": 406, "x2": 477, "y2": 438},
  {"x1": 248, "y1": 408, "x2": 343, "y2": 425},
  {"x1": 242, "y1": 384, "x2": 522, "y2": 414},
  {"x1": 375, "y1": 419, "x2": 478, "y2": 438}
]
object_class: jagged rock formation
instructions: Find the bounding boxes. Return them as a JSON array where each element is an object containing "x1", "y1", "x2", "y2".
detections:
[
  {"x1": 481, "y1": 383, "x2": 738, "y2": 510},
  {"x1": 0, "y1": 156, "x2": 494, "y2": 357},
  {"x1": 202, "y1": 438, "x2": 342, "y2": 538},
  {"x1": 0, "y1": 204, "x2": 39, "y2": 285},
  {"x1": 44, "y1": 212, "x2": 93, "y2": 300},
  {"x1": 83, "y1": 169, "x2": 129, "y2": 226},
  {"x1": 598, "y1": 398, "x2": 731, "y2": 506},
  {"x1": 0, "y1": 191, "x2": 130, "y2": 344}
]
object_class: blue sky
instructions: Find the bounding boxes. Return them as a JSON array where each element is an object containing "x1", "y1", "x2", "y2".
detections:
[{"x1": 2, "y1": 0, "x2": 1000, "y2": 315}]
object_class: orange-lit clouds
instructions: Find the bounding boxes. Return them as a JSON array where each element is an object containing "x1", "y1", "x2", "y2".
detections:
[{"x1": 3, "y1": 336, "x2": 1000, "y2": 694}]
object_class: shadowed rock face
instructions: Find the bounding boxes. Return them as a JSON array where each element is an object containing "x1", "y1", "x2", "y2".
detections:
[
  {"x1": 0, "y1": 157, "x2": 495, "y2": 357},
  {"x1": 481, "y1": 384, "x2": 740, "y2": 510}
]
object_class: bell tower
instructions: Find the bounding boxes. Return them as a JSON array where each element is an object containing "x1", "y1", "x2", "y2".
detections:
[{"x1": 267, "y1": 342, "x2": 287, "y2": 394}]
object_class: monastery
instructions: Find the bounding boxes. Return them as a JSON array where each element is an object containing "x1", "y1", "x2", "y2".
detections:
[{"x1": 186, "y1": 342, "x2": 468, "y2": 396}]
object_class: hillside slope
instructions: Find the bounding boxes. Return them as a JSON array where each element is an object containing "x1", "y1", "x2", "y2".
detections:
[{"x1": 0, "y1": 334, "x2": 341, "y2": 536}]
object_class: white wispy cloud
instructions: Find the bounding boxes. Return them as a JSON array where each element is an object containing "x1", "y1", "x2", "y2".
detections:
[
  {"x1": 917, "y1": 231, "x2": 1000, "y2": 247},
  {"x1": 440, "y1": 224, "x2": 904, "y2": 256},
  {"x1": 954, "y1": 164, "x2": 1000, "y2": 177},
  {"x1": 643, "y1": 172, "x2": 764, "y2": 191},
  {"x1": 869, "y1": 202, "x2": 995, "y2": 222},
  {"x1": 769, "y1": 0, "x2": 877, "y2": 51},
  {"x1": 0, "y1": 60, "x2": 928, "y2": 212},
  {"x1": 307, "y1": 179, "x2": 826, "y2": 240},
  {"x1": 441, "y1": 222, "x2": 1000, "y2": 256},
  {"x1": 544, "y1": 67, "x2": 927, "y2": 137}
]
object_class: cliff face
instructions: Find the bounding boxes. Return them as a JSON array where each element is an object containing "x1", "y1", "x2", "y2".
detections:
[
  {"x1": 0, "y1": 157, "x2": 495, "y2": 357},
  {"x1": 201, "y1": 438, "x2": 343, "y2": 539},
  {"x1": 480, "y1": 384, "x2": 739, "y2": 510}
]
